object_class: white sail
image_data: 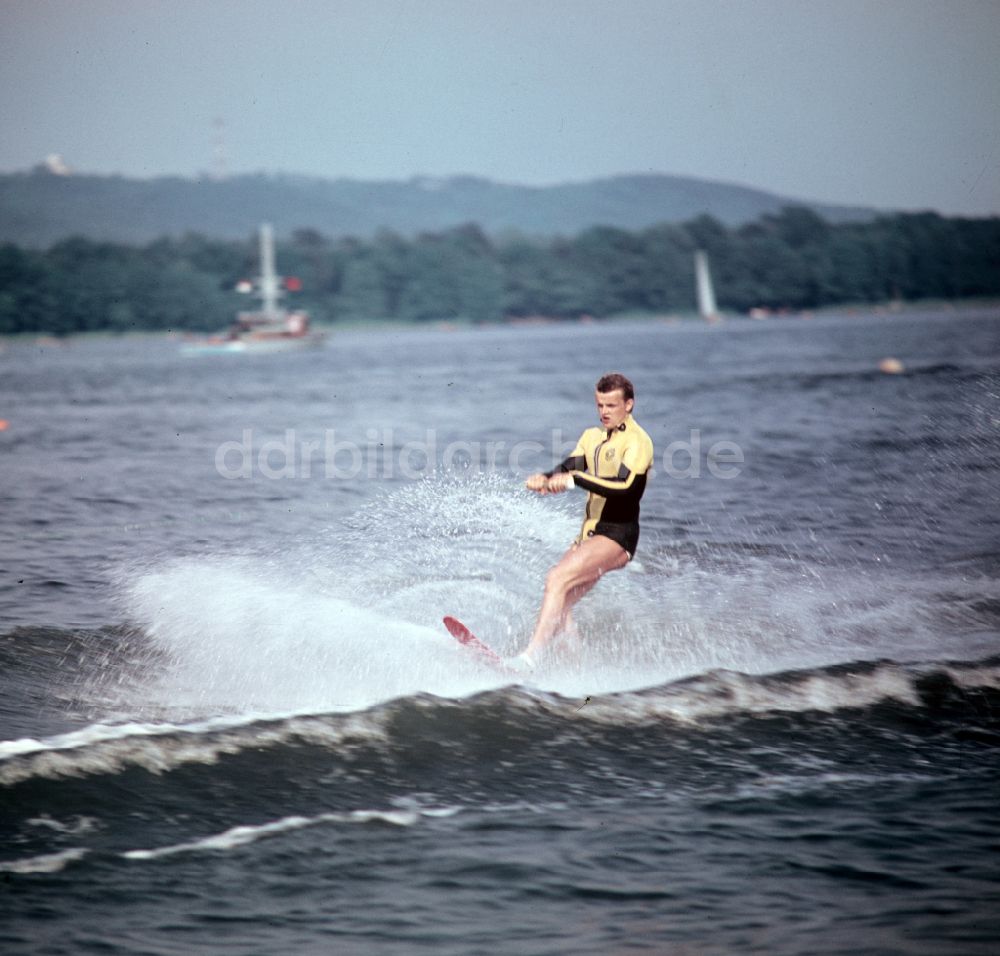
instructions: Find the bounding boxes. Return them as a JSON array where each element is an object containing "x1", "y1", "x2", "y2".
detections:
[{"x1": 695, "y1": 249, "x2": 719, "y2": 322}]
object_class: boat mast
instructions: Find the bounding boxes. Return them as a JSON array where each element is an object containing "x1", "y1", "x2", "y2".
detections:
[{"x1": 259, "y1": 223, "x2": 281, "y2": 318}]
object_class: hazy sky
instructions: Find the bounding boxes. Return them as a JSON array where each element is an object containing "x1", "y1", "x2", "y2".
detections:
[{"x1": 2, "y1": 0, "x2": 998, "y2": 215}]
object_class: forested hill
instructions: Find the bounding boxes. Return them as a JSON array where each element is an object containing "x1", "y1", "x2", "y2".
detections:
[
  {"x1": 0, "y1": 168, "x2": 876, "y2": 247},
  {"x1": 3, "y1": 208, "x2": 998, "y2": 336}
]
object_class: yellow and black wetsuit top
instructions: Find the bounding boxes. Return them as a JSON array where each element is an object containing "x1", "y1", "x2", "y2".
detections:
[{"x1": 545, "y1": 414, "x2": 654, "y2": 556}]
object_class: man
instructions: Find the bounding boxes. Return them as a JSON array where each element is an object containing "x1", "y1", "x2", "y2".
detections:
[{"x1": 512, "y1": 372, "x2": 654, "y2": 671}]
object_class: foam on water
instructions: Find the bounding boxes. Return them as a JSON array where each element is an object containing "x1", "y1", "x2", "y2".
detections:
[
  {"x1": 0, "y1": 847, "x2": 89, "y2": 875},
  {"x1": 107, "y1": 473, "x2": 1000, "y2": 720},
  {"x1": 2, "y1": 655, "x2": 998, "y2": 789},
  {"x1": 126, "y1": 558, "x2": 493, "y2": 713},
  {"x1": 113, "y1": 475, "x2": 575, "y2": 715},
  {"x1": 122, "y1": 806, "x2": 455, "y2": 861},
  {"x1": 0, "y1": 811, "x2": 460, "y2": 873}
]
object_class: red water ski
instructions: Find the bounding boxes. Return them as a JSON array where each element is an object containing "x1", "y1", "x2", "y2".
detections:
[{"x1": 442, "y1": 616, "x2": 511, "y2": 672}]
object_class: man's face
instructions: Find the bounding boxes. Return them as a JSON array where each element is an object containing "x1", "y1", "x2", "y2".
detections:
[{"x1": 595, "y1": 389, "x2": 633, "y2": 430}]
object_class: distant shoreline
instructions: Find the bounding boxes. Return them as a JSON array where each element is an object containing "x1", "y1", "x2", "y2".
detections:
[{"x1": 3, "y1": 297, "x2": 999, "y2": 347}]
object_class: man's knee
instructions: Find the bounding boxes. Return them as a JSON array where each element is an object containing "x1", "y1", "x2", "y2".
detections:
[
  {"x1": 543, "y1": 565, "x2": 568, "y2": 595},
  {"x1": 544, "y1": 562, "x2": 575, "y2": 595},
  {"x1": 545, "y1": 561, "x2": 593, "y2": 597}
]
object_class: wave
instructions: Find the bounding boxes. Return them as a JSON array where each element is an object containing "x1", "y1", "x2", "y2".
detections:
[
  {"x1": 122, "y1": 805, "x2": 456, "y2": 860},
  {"x1": 6, "y1": 472, "x2": 999, "y2": 724},
  {"x1": 3, "y1": 654, "x2": 998, "y2": 877},
  {"x1": 0, "y1": 847, "x2": 89, "y2": 875},
  {"x1": 0, "y1": 807, "x2": 460, "y2": 874},
  {"x1": 3, "y1": 654, "x2": 998, "y2": 790}
]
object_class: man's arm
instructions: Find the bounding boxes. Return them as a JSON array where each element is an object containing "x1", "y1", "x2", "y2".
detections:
[
  {"x1": 569, "y1": 465, "x2": 638, "y2": 497},
  {"x1": 526, "y1": 432, "x2": 587, "y2": 495},
  {"x1": 564, "y1": 435, "x2": 653, "y2": 497},
  {"x1": 544, "y1": 453, "x2": 586, "y2": 477}
]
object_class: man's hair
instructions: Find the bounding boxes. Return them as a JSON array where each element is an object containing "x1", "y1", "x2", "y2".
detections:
[{"x1": 595, "y1": 372, "x2": 634, "y2": 401}]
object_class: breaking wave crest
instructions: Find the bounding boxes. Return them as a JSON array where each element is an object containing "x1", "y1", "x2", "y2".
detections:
[{"x1": 3, "y1": 654, "x2": 998, "y2": 789}]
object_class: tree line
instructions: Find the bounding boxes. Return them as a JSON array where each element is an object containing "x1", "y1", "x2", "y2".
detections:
[{"x1": 1, "y1": 207, "x2": 998, "y2": 335}]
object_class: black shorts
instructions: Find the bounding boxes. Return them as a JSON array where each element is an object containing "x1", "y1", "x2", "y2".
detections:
[{"x1": 588, "y1": 521, "x2": 640, "y2": 559}]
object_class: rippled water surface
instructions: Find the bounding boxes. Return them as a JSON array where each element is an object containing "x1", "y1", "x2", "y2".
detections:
[{"x1": 2, "y1": 309, "x2": 999, "y2": 955}]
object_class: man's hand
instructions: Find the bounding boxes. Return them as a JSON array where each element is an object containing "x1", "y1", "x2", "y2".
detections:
[
  {"x1": 527, "y1": 472, "x2": 573, "y2": 494},
  {"x1": 545, "y1": 472, "x2": 573, "y2": 493},
  {"x1": 525, "y1": 473, "x2": 549, "y2": 494}
]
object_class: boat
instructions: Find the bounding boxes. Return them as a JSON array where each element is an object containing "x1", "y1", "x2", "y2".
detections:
[
  {"x1": 181, "y1": 224, "x2": 326, "y2": 355},
  {"x1": 694, "y1": 249, "x2": 721, "y2": 323}
]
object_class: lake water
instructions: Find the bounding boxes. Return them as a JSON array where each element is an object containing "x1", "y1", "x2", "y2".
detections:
[{"x1": 2, "y1": 308, "x2": 999, "y2": 954}]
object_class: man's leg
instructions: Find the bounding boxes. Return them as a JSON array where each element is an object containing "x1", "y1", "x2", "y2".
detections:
[{"x1": 523, "y1": 535, "x2": 629, "y2": 659}]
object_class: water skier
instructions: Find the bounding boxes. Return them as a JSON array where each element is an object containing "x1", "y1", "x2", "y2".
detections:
[{"x1": 512, "y1": 373, "x2": 654, "y2": 671}]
